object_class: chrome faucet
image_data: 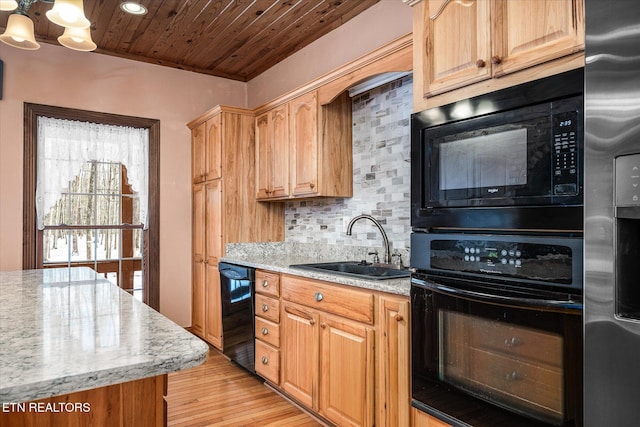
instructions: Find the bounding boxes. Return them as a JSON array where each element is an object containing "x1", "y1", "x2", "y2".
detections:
[{"x1": 346, "y1": 214, "x2": 391, "y2": 264}]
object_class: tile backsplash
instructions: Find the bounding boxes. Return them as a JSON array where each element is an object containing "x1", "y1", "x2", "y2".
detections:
[{"x1": 285, "y1": 75, "x2": 412, "y2": 261}]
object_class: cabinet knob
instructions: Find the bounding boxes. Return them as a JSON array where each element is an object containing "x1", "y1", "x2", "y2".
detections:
[
  {"x1": 261, "y1": 327, "x2": 269, "y2": 335},
  {"x1": 491, "y1": 55, "x2": 502, "y2": 65},
  {"x1": 504, "y1": 337, "x2": 522, "y2": 347},
  {"x1": 314, "y1": 292, "x2": 324, "y2": 302},
  {"x1": 309, "y1": 319, "x2": 316, "y2": 326},
  {"x1": 321, "y1": 322, "x2": 327, "y2": 329},
  {"x1": 261, "y1": 356, "x2": 269, "y2": 365},
  {"x1": 395, "y1": 314, "x2": 404, "y2": 322},
  {"x1": 262, "y1": 304, "x2": 269, "y2": 312},
  {"x1": 203, "y1": 260, "x2": 208, "y2": 264},
  {"x1": 309, "y1": 183, "x2": 316, "y2": 189},
  {"x1": 476, "y1": 59, "x2": 486, "y2": 68},
  {"x1": 262, "y1": 280, "x2": 269, "y2": 288}
]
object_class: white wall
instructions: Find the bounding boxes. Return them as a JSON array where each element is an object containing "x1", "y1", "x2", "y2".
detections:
[
  {"x1": 247, "y1": 0, "x2": 413, "y2": 108},
  {"x1": 0, "y1": 42, "x2": 246, "y2": 326}
]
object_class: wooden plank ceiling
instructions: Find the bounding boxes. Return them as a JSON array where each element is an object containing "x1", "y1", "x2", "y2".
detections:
[{"x1": 0, "y1": 0, "x2": 381, "y2": 81}]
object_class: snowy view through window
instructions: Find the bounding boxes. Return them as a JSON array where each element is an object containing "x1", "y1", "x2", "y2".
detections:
[{"x1": 42, "y1": 161, "x2": 144, "y2": 299}]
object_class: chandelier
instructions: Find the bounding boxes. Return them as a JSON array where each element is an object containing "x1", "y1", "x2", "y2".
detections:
[{"x1": 0, "y1": 0, "x2": 96, "y2": 51}]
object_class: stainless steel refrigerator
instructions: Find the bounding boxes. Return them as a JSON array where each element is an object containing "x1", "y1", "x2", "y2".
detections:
[{"x1": 584, "y1": 0, "x2": 640, "y2": 425}]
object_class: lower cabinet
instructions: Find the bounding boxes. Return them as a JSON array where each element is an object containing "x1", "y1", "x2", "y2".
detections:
[
  {"x1": 412, "y1": 407, "x2": 452, "y2": 427},
  {"x1": 377, "y1": 295, "x2": 411, "y2": 427},
  {"x1": 281, "y1": 300, "x2": 375, "y2": 427},
  {"x1": 252, "y1": 272, "x2": 410, "y2": 427}
]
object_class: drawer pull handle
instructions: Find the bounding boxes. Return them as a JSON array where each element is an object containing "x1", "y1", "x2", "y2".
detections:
[
  {"x1": 262, "y1": 280, "x2": 269, "y2": 288},
  {"x1": 261, "y1": 356, "x2": 269, "y2": 365},
  {"x1": 261, "y1": 327, "x2": 269, "y2": 335},
  {"x1": 504, "y1": 337, "x2": 522, "y2": 347},
  {"x1": 314, "y1": 292, "x2": 324, "y2": 302},
  {"x1": 506, "y1": 371, "x2": 521, "y2": 381},
  {"x1": 262, "y1": 304, "x2": 269, "y2": 312},
  {"x1": 395, "y1": 314, "x2": 404, "y2": 322}
]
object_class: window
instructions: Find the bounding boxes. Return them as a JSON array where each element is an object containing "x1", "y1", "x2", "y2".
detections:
[{"x1": 23, "y1": 104, "x2": 160, "y2": 309}]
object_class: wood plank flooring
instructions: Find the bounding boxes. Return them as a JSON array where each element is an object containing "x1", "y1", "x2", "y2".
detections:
[{"x1": 166, "y1": 347, "x2": 323, "y2": 427}]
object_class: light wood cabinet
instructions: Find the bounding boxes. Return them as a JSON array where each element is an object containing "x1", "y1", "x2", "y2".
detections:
[
  {"x1": 255, "y1": 270, "x2": 282, "y2": 385},
  {"x1": 191, "y1": 114, "x2": 222, "y2": 183},
  {"x1": 412, "y1": 0, "x2": 584, "y2": 110},
  {"x1": 377, "y1": 295, "x2": 411, "y2": 427},
  {"x1": 188, "y1": 107, "x2": 284, "y2": 348},
  {"x1": 280, "y1": 275, "x2": 375, "y2": 426},
  {"x1": 255, "y1": 90, "x2": 353, "y2": 201},
  {"x1": 256, "y1": 104, "x2": 289, "y2": 199},
  {"x1": 412, "y1": 407, "x2": 452, "y2": 427}
]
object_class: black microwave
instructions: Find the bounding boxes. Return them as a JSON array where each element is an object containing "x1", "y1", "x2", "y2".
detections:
[{"x1": 411, "y1": 69, "x2": 584, "y2": 233}]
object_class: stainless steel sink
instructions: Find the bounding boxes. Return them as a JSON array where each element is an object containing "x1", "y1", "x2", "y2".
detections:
[{"x1": 289, "y1": 261, "x2": 410, "y2": 280}]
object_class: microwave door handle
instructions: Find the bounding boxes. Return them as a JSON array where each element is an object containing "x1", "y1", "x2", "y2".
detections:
[{"x1": 412, "y1": 277, "x2": 582, "y2": 310}]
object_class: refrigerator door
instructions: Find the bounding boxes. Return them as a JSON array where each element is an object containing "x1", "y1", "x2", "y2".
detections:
[{"x1": 584, "y1": 0, "x2": 640, "y2": 425}]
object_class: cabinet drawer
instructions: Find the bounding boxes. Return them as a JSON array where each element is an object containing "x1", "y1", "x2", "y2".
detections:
[
  {"x1": 281, "y1": 275, "x2": 374, "y2": 324},
  {"x1": 255, "y1": 293, "x2": 280, "y2": 323},
  {"x1": 255, "y1": 316, "x2": 280, "y2": 348},
  {"x1": 256, "y1": 270, "x2": 280, "y2": 297},
  {"x1": 467, "y1": 315, "x2": 563, "y2": 367},
  {"x1": 461, "y1": 348, "x2": 563, "y2": 418},
  {"x1": 255, "y1": 339, "x2": 280, "y2": 385}
]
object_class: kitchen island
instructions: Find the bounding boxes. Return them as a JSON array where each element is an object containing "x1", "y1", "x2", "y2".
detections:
[{"x1": 0, "y1": 267, "x2": 208, "y2": 426}]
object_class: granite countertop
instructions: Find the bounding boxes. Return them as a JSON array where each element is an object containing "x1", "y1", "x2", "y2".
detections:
[
  {"x1": 0, "y1": 267, "x2": 209, "y2": 403},
  {"x1": 221, "y1": 242, "x2": 411, "y2": 296}
]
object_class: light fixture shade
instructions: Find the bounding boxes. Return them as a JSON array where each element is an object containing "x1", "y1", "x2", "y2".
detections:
[
  {"x1": 57, "y1": 26, "x2": 97, "y2": 51},
  {"x1": 0, "y1": 13, "x2": 40, "y2": 50},
  {"x1": 0, "y1": 0, "x2": 18, "y2": 12},
  {"x1": 46, "y1": 0, "x2": 91, "y2": 29}
]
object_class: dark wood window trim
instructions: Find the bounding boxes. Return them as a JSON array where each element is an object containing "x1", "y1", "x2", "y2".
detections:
[{"x1": 23, "y1": 103, "x2": 161, "y2": 310}]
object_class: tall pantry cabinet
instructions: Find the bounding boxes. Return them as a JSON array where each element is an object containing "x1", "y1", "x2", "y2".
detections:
[{"x1": 188, "y1": 106, "x2": 284, "y2": 349}]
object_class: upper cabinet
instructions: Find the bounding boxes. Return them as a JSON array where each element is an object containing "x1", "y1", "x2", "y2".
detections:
[
  {"x1": 255, "y1": 90, "x2": 353, "y2": 201},
  {"x1": 411, "y1": 0, "x2": 585, "y2": 110},
  {"x1": 191, "y1": 114, "x2": 222, "y2": 184}
]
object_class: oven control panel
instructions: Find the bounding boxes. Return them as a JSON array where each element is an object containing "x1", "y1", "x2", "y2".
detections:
[{"x1": 411, "y1": 233, "x2": 584, "y2": 290}]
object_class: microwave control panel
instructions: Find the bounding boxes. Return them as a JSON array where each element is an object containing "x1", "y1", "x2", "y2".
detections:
[{"x1": 552, "y1": 110, "x2": 580, "y2": 195}]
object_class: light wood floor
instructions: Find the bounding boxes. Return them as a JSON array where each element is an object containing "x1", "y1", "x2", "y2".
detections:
[{"x1": 166, "y1": 347, "x2": 324, "y2": 427}]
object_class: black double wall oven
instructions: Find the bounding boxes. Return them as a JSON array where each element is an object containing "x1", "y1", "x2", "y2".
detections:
[{"x1": 410, "y1": 70, "x2": 584, "y2": 427}]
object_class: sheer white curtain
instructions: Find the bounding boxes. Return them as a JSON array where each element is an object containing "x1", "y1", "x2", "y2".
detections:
[{"x1": 36, "y1": 117, "x2": 149, "y2": 229}]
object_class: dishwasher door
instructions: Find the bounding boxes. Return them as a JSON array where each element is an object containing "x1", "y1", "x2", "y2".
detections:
[{"x1": 219, "y1": 262, "x2": 255, "y2": 373}]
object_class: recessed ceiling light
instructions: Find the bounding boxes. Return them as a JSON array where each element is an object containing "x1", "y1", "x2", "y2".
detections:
[{"x1": 120, "y1": 2, "x2": 147, "y2": 16}]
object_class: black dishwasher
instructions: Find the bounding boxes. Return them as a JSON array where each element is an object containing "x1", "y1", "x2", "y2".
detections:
[{"x1": 219, "y1": 262, "x2": 255, "y2": 373}]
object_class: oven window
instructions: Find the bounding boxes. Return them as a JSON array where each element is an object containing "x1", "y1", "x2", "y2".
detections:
[
  {"x1": 439, "y1": 128, "x2": 528, "y2": 190},
  {"x1": 440, "y1": 310, "x2": 564, "y2": 424}
]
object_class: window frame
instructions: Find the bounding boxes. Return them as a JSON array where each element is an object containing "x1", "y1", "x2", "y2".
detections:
[{"x1": 23, "y1": 103, "x2": 160, "y2": 310}]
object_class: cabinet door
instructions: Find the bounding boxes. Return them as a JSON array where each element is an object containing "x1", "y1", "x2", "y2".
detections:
[
  {"x1": 270, "y1": 104, "x2": 289, "y2": 198},
  {"x1": 289, "y1": 91, "x2": 319, "y2": 197},
  {"x1": 191, "y1": 122, "x2": 206, "y2": 184},
  {"x1": 204, "y1": 264, "x2": 222, "y2": 349},
  {"x1": 255, "y1": 112, "x2": 272, "y2": 199},
  {"x1": 320, "y1": 314, "x2": 375, "y2": 427},
  {"x1": 377, "y1": 296, "x2": 411, "y2": 427},
  {"x1": 423, "y1": 0, "x2": 491, "y2": 97},
  {"x1": 491, "y1": 0, "x2": 585, "y2": 77},
  {"x1": 191, "y1": 184, "x2": 206, "y2": 337},
  {"x1": 205, "y1": 114, "x2": 222, "y2": 181},
  {"x1": 412, "y1": 408, "x2": 451, "y2": 427},
  {"x1": 281, "y1": 301, "x2": 319, "y2": 410},
  {"x1": 205, "y1": 180, "x2": 223, "y2": 262},
  {"x1": 191, "y1": 259, "x2": 205, "y2": 337}
]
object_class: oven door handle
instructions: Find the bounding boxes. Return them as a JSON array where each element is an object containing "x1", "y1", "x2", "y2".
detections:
[{"x1": 412, "y1": 277, "x2": 583, "y2": 311}]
